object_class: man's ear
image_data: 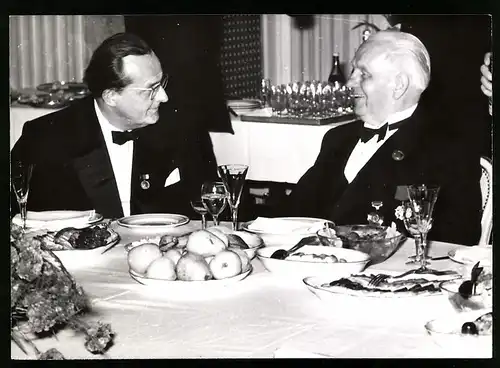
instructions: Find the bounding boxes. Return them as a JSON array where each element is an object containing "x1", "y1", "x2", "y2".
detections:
[
  {"x1": 102, "y1": 89, "x2": 118, "y2": 107},
  {"x1": 393, "y1": 73, "x2": 409, "y2": 100}
]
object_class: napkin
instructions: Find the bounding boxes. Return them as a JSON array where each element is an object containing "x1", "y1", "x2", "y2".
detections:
[
  {"x1": 273, "y1": 347, "x2": 333, "y2": 358},
  {"x1": 248, "y1": 217, "x2": 326, "y2": 234},
  {"x1": 12, "y1": 210, "x2": 96, "y2": 231}
]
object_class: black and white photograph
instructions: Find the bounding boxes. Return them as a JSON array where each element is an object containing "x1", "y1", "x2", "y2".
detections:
[{"x1": 9, "y1": 14, "x2": 493, "y2": 359}]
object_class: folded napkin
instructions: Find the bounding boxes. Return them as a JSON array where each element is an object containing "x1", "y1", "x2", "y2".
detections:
[
  {"x1": 248, "y1": 217, "x2": 326, "y2": 234},
  {"x1": 12, "y1": 210, "x2": 96, "y2": 231},
  {"x1": 273, "y1": 347, "x2": 333, "y2": 358}
]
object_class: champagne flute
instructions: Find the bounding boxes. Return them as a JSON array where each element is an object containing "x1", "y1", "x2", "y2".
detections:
[
  {"x1": 406, "y1": 184, "x2": 440, "y2": 270},
  {"x1": 201, "y1": 181, "x2": 227, "y2": 226},
  {"x1": 190, "y1": 198, "x2": 208, "y2": 229},
  {"x1": 11, "y1": 160, "x2": 35, "y2": 230},
  {"x1": 217, "y1": 164, "x2": 249, "y2": 231},
  {"x1": 400, "y1": 200, "x2": 425, "y2": 265}
]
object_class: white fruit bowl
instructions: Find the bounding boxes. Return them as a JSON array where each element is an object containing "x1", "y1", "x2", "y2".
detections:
[
  {"x1": 256, "y1": 245, "x2": 369, "y2": 281},
  {"x1": 424, "y1": 309, "x2": 492, "y2": 358}
]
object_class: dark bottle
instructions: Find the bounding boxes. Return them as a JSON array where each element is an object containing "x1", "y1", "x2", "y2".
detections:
[{"x1": 328, "y1": 52, "x2": 346, "y2": 87}]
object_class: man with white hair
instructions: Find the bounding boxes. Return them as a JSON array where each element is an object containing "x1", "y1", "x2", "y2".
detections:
[{"x1": 288, "y1": 30, "x2": 482, "y2": 245}]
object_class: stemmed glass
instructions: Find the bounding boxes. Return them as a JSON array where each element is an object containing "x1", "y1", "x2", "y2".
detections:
[
  {"x1": 406, "y1": 184, "x2": 440, "y2": 270},
  {"x1": 190, "y1": 198, "x2": 208, "y2": 229},
  {"x1": 201, "y1": 181, "x2": 227, "y2": 226},
  {"x1": 217, "y1": 164, "x2": 249, "y2": 231},
  {"x1": 11, "y1": 160, "x2": 35, "y2": 231},
  {"x1": 400, "y1": 200, "x2": 425, "y2": 265},
  {"x1": 367, "y1": 201, "x2": 384, "y2": 226}
]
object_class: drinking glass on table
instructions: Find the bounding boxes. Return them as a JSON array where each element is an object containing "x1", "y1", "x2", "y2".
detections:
[
  {"x1": 406, "y1": 184, "x2": 440, "y2": 270},
  {"x1": 190, "y1": 198, "x2": 208, "y2": 230},
  {"x1": 217, "y1": 164, "x2": 249, "y2": 231},
  {"x1": 11, "y1": 160, "x2": 35, "y2": 231},
  {"x1": 400, "y1": 200, "x2": 425, "y2": 265},
  {"x1": 201, "y1": 181, "x2": 228, "y2": 226}
]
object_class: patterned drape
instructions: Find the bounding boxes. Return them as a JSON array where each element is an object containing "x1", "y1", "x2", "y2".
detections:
[
  {"x1": 9, "y1": 15, "x2": 124, "y2": 90},
  {"x1": 261, "y1": 14, "x2": 390, "y2": 85}
]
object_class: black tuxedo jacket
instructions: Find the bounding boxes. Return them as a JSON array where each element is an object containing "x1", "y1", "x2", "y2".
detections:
[
  {"x1": 287, "y1": 105, "x2": 482, "y2": 246},
  {"x1": 10, "y1": 97, "x2": 218, "y2": 219}
]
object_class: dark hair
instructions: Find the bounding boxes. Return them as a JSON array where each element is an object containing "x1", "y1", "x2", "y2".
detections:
[{"x1": 83, "y1": 32, "x2": 153, "y2": 97}]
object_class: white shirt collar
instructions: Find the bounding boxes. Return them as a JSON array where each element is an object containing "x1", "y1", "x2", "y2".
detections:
[
  {"x1": 363, "y1": 104, "x2": 418, "y2": 129},
  {"x1": 94, "y1": 99, "x2": 127, "y2": 136}
]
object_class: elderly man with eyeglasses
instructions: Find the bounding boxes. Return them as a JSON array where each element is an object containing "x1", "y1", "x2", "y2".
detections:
[{"x1": 11, "y1": 33, "x2": 218, "y2": 218}]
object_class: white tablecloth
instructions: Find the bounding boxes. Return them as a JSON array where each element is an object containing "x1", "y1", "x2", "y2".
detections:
[
  {"x1": 10, "y1": 105, "x2": 352, "y2": 183},
  {"x1": 11, "y1": 221, "x2": 491, "y2": 359}
]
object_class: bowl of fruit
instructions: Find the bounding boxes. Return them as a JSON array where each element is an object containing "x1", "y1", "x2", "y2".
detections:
[{"x1": 333, "y1": 224, "x2": 405, "y2": 265}]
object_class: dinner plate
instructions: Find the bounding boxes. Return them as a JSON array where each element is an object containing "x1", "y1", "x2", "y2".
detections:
[
  {"x1": 129, "y1": 265, "x2": 253, "y2": 290},
  {"x1": 242, "y1": 217, "x2": 332, "y2": 235},
  {"x1": 117, "y1": 213, "x2": 190, "y2": 230},
  {"x1": 227, "y1": 99, "x2": 261, "y2": 108},
  {"x1": 12, "y1": 210, "x2": 103, "y2": 231},
  {"x1": 448, "y1": 246, "x2": 492, "y2": 266}
]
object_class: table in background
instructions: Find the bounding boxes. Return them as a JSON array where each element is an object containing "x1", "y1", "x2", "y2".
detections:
[
  {"x1": 11, "y1": 220, "x2": 489, "y2": 359},
  {"x1": 10, "y1": 105, "x2": 354, "y2": 184}
]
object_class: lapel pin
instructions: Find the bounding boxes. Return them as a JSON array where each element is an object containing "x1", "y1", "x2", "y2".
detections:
[
  {"x1": 140, "y1": 174, "x2": 150, "y2": 190},
  {"x1": 392, "y1": 150, "x2": 405, "y2": 161}
]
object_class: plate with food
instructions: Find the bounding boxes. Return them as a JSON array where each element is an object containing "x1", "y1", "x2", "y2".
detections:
[
  {"x1": 424, "y1": 309, "x2": 492, "y2": 358},
  {"x1": 448, "y1": 246, "x2": 492, "y2": 267},
  {"x1": 12, "y1": 210, "x2": 103, "y2": 231},
  {"x1": 241, "y1": 217, "x2": 333, "y2": 246},
  {"x1": 303, "y1": 268, "x2": 462, "y2": 299},
  {"x1": 117, "y1": 213, "x2": 190, "y2": 231}
]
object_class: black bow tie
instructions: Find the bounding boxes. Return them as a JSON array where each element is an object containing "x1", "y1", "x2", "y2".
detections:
[
  {"x1": 112, "y1": 130, "x2": 139, "y2": 145},
  {"x1": 359, "y1": 120, "x2": 406, "y2": 143}
]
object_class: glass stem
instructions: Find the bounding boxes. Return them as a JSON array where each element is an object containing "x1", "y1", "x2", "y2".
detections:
[
  {"x1": 19, "y1": 201, "x2": 27, "y2": 230},
  {"x1": 419, "y1": 232, "x2": 428, "y2": 270},
  {"x1": 201, "y1": 214, "x2": 207, "y2": 230},
  {"x1": 414, "y1": 235, "x2": 422, "y2": 260},
  {"x1": 213, "y1": 215, "x2": 219, "y2": 226},
  {"x1": 231, "y1": 207, "x2": 239, "y2": 231}
]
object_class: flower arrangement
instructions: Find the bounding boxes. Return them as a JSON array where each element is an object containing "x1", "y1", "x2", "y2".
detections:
[{"x1": 10, "y1": 223, "x2": 115, "y2": 360}]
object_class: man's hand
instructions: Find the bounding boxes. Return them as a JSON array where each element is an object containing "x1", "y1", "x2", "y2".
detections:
[{"x1": 480, "y1": 52, "x2": 492, "y2": 98}]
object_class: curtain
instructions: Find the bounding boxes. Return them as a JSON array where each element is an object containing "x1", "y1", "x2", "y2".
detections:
[
  {"x1": 261, "y1": 14, "x2": 390, "y2": 85},
  {"x1": 9, "y1": 15, "x2": 124, "y2": 90}
]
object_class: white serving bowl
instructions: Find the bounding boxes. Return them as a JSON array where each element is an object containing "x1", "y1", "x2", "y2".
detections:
[
  {"x1": 439, "y1": 279, "x2": 493, "y2": 312},
  {"x1": 424, "y1": 309, "x2": 492, "y2": 358},
  {"x1": 256, "y1": 245, "x2": 370, "y2": 280}
]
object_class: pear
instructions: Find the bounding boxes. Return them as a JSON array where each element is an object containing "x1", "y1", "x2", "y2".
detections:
[
  {"x1": 186, "y1": 229, "x2": 227, "y2": 257},
  {"x1": 146, "y1": 256, "x2": 177, "y2": 280},
  {"x1": 206, "y1": 227, "x2": 230, "y2": 247},
  {"x1": 209, "y1": 250, "x2": 242, "y2": 280},
  {"x1": 163, "y1": 248, "x2": 182, "y2": 265},
  {"x1": 228, "y1": 247, "x2": 251, "y2": 272},
  {"x1": 176, "y1": 252, "x2": 213, "y2": 281}
]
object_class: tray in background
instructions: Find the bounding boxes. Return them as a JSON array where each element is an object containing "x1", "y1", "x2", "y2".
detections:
[{"x1": 239, "y1": 112, "x2": 357, "y2": 126}]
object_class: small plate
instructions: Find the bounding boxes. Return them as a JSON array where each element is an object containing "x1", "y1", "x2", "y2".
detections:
[
  {"x1": 129, "y1": 265, "x2": 253, "y2": 290},
  {"x1": 117, "y1": 213, "x2": 190, "y2": 230},
  {"x1": 448, "y1": 246, "x2": 492, "y2": 266}
]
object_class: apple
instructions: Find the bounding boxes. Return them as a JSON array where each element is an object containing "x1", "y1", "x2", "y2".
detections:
[
  {"x1": 128, "y1": 243, "x2": 163, "y2": 275},
  {"x1": 146, "y1": 256, "x2": 177, "y2": 280},
  {"x1": 176, "y1": 252, "x2": 213, "y2": 281},
  {"x1": 209, "y1": 250, "x2": 242, "y2": 280},
  {"x1": 186, "y1": 230, "x2": 227, "y2": 257}
]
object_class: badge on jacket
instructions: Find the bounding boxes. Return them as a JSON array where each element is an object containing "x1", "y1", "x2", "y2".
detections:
[{"x1": 140, "y1": 174, "x2": 150, "y2": 190}]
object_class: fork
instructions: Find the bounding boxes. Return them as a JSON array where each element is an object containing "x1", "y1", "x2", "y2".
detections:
[{"x1": 368, "y1": 268, "x2": 420, "y2": 287}]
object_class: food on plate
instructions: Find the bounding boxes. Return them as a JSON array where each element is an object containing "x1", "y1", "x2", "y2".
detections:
[
  {"x1": 460, "y1": 312, "x2": 492, "y2": 335},
  {"x1": 209, "y1": 250, "x2": 242, "y2": 280},
  {"x1": 158, "y1": 234, "x2": 179, "y2": 251},
  {"x1": 227, "y1": 234, "x2": 250, "y2": 249},
  {"x1": 163, "y1": 248, "x2": 183, "y2": 265},
  {"x1": 186, "y1": 229, "x2": 227, "y2": 257},
  {"x1": 228, "y1": 247, "x2": 251, "y2": 272},
  {"x1": 176, "y1": 252, "x2": 213, "y2": 281},
  {"x1": 127, "y1": 243, "x2": 163, "y2": 274},
  {"x1": 146, "y1": 256, "x2": 177, "y2": 280},
  {"x1": 205, "y1": 227, "x2": 230, "y2": 247},
  {"x1": 287, "y1": 251, "x2": 346, "y2": 263},
  {"x1": 321, "y1": 272, "x2": 461, "y2": 296},
  {"x1": 37, "y1": 223, "x2": 116, "y2": 250}
]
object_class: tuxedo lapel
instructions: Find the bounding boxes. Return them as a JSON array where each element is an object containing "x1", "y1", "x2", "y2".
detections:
[{"x1": 70, "y1": 98, "x2": 123, "y2": 218}]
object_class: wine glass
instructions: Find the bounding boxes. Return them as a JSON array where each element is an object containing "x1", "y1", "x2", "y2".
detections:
[
  {"x1": 190, "y1": 198, "x2": 208, "y2": 229},
  {"x1": 217, "y1": 164, "x2": 249, "y2": 231},
  {"x1": 11, "y1": 160, "x2": 35, "y2": 230},
  {"x1": 201, "y1": 181, "x2": 227, "y2": 226},
  {"x1": 367, "y1": 201, "x2": 384, "y2": 226},
  {"x1": 400, "y1": 200, "x2": 425, "y2": 265},
  {"x1": 406, "y1": 184, "x2": 440, "y2": 270}
]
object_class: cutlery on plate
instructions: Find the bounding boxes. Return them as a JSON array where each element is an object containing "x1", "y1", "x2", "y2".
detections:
[
  {"x1": 430, "y1": 255, "x2": 449, "y2": 261},
  {"x1": 270, "y1": 235, "x2": 317, "y2": 260},
  {"x1": 369, "y1": 268, "x2": 459, "y2": 287}
]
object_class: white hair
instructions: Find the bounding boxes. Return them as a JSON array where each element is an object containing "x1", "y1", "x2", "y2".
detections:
[{"x1": 363, "y1": 30, "x2": 431, "y2": 92}]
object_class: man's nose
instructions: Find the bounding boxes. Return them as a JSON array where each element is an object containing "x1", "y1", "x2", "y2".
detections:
[{"x1": 156, "y1": 86, "x2": 168, "y2": 103}]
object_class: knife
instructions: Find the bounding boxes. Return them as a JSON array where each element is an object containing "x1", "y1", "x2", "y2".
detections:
[{"x1": 430, "y1": 255, "x2": 449, "y2": 261}]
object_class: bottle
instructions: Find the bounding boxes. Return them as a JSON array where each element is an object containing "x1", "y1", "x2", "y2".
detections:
[{"x1": 328, "y1": 52, "x2": 346, "y2": 88}]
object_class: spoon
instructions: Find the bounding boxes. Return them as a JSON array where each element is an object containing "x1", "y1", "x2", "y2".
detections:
[
  {"x1": 458, "y1": 261, "x2": 483, "y2": 299},
  {"x1": 270, "y1": 236, "x2": 318, "y2": 260}
]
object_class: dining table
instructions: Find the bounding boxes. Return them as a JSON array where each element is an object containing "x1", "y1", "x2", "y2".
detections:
[{"x1": 10, "y1": 220, "x2": 492, "y2": 359}]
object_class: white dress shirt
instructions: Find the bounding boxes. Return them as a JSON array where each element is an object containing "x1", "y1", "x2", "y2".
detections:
[
  {"x1": 94, "y1": 100, "x2": 134, "y2": 216},
  {"x1": 344, "y1": 104, "x2": 418, "y2": 183}
]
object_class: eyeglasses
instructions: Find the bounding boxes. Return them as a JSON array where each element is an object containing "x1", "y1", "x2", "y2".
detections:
[{"x1": 127, "y1": 74, "x2": 169, "y2": 100}]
